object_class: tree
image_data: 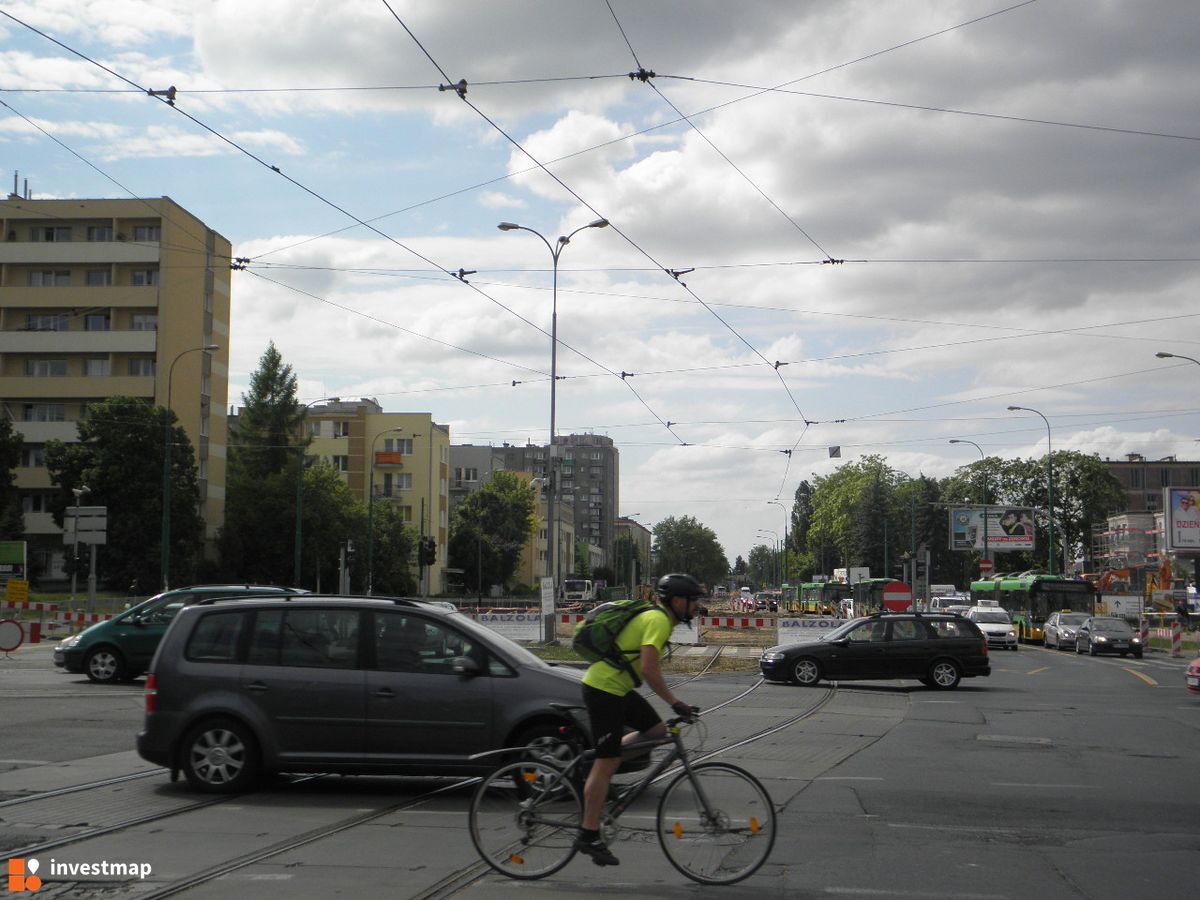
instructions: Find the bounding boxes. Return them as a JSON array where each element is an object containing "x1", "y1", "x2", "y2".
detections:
[
  {"x1": 790, "y1": 480, "x2": 814, "y2": 553},
  {"x1": 650, "y1": 515, "x2": 729, "y2": 590},
  {"x1": 369, "y1": 503, "x2": 419, "y2": 596},
  {"x1": 747, "y1": 543, "x2": 775, "y2": 588},
  {"x1": 0, "y1": 415, "x2": 25, "y2": 539},
  {"x1": 219, "y1": 343, "x2": 309, "y2": 584},
  {"x1": 611, "y1": 532, "x2": 642, "y2": 589},
  {"x1": 45, "y1": 396, "x2": 202, "y2": 593},
  {"x1": 447, "y1": 471, "x2": 536, "y2": 593}
]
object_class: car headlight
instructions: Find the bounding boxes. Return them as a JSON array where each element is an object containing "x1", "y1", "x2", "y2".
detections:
[
  {"x1": 58, "y1": 635, "x2": 81, "y2": 650},
  {"x1": 761, "y1": 651, "x2": 784, "y2": 662},
  {"x1": 1095, "y1": 635, "x2": 1108, "y2": 642},
  {"x1": 1007, "y1": 630, "x2": 1016, "y2": 638},
  {"x1": 1131, "y1": 636, "x2": 1142, "y2": 644},
  {"x1": 1062, "y1": 629, "x2": 1075, "y2": 638}
]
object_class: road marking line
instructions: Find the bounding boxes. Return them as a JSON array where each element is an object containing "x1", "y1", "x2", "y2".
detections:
[
  {"x1": 993, "y1": 782, "x2": 1088, "y2": 789},
  {"x1": 825, "y1": 888, "x2": 1006, "y2": 898},
  {"x1": 1026, "y1": 666, "x2": 1050, "y2": 674},
  {"x1": 1123, "y1": 668, "x2": 1157, "y2": 686},
  {"x1": 817, "y1": 776, "x2": 884, "y2": 781}
]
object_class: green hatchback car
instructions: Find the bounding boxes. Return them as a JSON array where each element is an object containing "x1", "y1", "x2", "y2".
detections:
[{"x1": 54, "y1": 585, "x2": 303, "y2": 684}]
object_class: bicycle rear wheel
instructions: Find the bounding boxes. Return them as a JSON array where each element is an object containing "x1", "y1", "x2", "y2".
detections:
[
  {"x1": 657, "y1": 762, "x2": 776, "y2": 885},
  {"x1": 469, "y1": 760, "x2": 581, "y2": 880}
]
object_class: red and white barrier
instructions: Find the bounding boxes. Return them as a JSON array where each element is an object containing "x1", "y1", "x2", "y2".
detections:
[{"x1": 1171, "y1": 620, "x2": 1182, "y2": 658}]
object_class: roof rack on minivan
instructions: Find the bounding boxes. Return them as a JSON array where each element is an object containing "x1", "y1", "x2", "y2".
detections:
[{"x1": 195, "y1": 594, "x2": 429, "y2": 608}]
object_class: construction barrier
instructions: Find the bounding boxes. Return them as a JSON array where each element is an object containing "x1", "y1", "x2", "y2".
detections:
[
  {"x1": 1140, "y1": 618, "x2": 1149, "y2": 646},
  {"x1": 1172, "y1": 620, "x2": 1182, "y2": 658},
  {"x1": 0, "y1": 601, "x2": 60, "y2": 644}
]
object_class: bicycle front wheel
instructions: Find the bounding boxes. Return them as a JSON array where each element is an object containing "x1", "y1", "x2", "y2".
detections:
[
  {"x1": 657, "y1": 762, "x2": 776, "y2": 885},
  {"x1": 469, "y1": 760, "x2": 581, "y2": 880}
]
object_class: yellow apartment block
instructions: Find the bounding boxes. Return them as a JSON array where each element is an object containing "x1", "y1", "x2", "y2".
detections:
[
  {"x1": 304, "y1": 399, "x2": 449, "y2": 595},
  {"x1": 0, "y1": 195, "x2": 230, "y2": 583}
]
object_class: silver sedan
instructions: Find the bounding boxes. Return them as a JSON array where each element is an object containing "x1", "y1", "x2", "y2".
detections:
[{"x1": 1044, "y1": 612, "x2": 1090, "y2": 650}]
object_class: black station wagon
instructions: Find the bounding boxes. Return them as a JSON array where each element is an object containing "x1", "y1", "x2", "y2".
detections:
[{"x1": 760, "y1": 612, "x2": 991, "y2": 690}]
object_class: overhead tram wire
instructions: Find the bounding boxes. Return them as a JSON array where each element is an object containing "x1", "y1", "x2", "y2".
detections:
[
  {"x1": 0, "y1": 11, "x2": 685, "y2": 437},
  {"x1": 391, "y1": 32, "x2": 818, "y2": 436}
]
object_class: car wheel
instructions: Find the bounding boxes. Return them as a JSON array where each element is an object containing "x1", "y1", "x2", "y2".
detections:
[
  {"x1": 181, "y1": 718, "x2": 260, "y2": 794},
  {"x1": 790, "y1": 657, "x2": 822, "y2": 686},
  {"x1": 1133, "y1": 651, "x2": 1143, "y2": 659},
  {"x1": 84, "y1": 646, "x2": 126, "y2": 684},
  {"x1": 927, "y1": 659, "x2": 961, "y2": 690},
  {"x1": 514, "y1": 722, "x2": 578, "y2": 769},
  {"x1": 1119, "y1": 651, "x2": 1128, "y2": 658},
  {"x1": 1075, "y1": 639, "x2": 1083, "y2": 654},
  {"x1": 1088, "y1": 642, "x2": 1097, "y2": 657}
]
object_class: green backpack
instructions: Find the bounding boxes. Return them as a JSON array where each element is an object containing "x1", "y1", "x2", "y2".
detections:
[{"x1": 572, "y1": 599, "x2": 657, "y2": 686}]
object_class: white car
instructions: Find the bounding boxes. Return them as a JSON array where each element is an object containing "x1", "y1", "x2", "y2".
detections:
[
  {"x1": 1044, "y1": 611, "x2": 1090, "y2": 650},
  {"x1": 966, "y1": 606, "x2": 1019, "y2": 651}
]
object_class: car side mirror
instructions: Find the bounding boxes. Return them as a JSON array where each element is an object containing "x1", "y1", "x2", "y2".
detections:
[{"x1": 452, "y1": 656, "x2": 482, "y2": 677}]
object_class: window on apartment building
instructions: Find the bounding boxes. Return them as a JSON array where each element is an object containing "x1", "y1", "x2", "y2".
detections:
[
  {"x1": 1160, "y1": 469, "x2": 1172, "y2": 487},
  {"x1": 128, "y1": 358, "x2": 156, "y2": 376},
  {"x1": 591, "y1": 452, "x2": 602, "y2": 460},
  {"x1": 21, "y1": 494, "x2": 51, "y2": 513},
  {"x1": 87, "y1": 225, "x2": 113, "y2": 242},
  {"x1": 562, "y1": 466, "x2": 573, "y2": 476},
  {"x1": 454, "y1": 467, "x2": 479, "y2": 483},
  {"x1": 397, "y1": 506, "x2": 414, "y2": 523},
  {"x1": 25, "y1": 313, "x2": 69, "y2": 330},
  {"x1": 1191, "y1": 468, "x2": 1200, "y2": 484},
  {"x1": 131, "y1": 314, "x2": 158, "y2": 331},
  {"x1": 1130, "y1": 470, "x2": 1143, "y2": 488},
  {"x1": 85, "y1": 270, "x2": 113, "y2": 287},
  {"x1": 334, "y1": 421, "x2": 351, "y2": 437},
  {"x1": 590, "y1": 466, "x2": 602, "y2": 476},
  {"x1": 28, "y1": 271, "x2": 70, "y2": 287},
  {"x1": 305, "y1": 421, "x2": 322, "y2": 437},
  {"x1": 20, "y1": 446, "x2": 46, "y2": 468},
  {"x1": 396, "y1": 473, "x2": 413, "y2": 490},
  {"x1": 131, "y1": 270, "x2": 159, "y2": 286},
  {"x1": 32, "y1": 226, "x2": 71, "y2": 242},
  {"x1": 332, "y1": 455, "x2": 350, "y2": 472},
  {"x1": 1146, "y1": 493, "x2": 1158, "y2": 510},
  {"x1": 85, "y1": 313, "x2": 111, "y2": 330},
  {"x1": 132, "y1": 225, "x2": 161, "y2": 241},
  {"x1": 23, "y1": 403, "x2": 65, "y2": 422},
  {"x1": 385, "y1": 437, "x2": 413, "y2": 454},
  {"x1": 85, "y1": 358, "x2": 111, "y2": 377},
  {"x1": 26, "y1": 359, "x2": 68, "y2": 377}
]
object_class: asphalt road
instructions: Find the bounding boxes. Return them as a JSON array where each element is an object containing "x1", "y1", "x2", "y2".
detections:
[{"x1": 1, "y1": 640, "x2": 1198, "y2": 899}]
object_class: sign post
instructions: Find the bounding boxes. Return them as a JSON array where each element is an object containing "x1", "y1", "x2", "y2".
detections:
[{"x1": 63, "y1": 506, "x2": 107, "y2": 610}]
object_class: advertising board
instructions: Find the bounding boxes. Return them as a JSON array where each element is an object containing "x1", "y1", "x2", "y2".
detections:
[
  {"x1": 949, "y1": 507, "x2": 1035, "y2": 552},
  {"x1": 1164, "y1": 487, "x2": 1200, "y2": 552}
]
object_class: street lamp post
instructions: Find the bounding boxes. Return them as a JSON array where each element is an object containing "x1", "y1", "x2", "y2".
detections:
[
  {"x1": 70, "y1": 484, "x2": 89, "y2": 607},
  {"x1": 367, "y1": 427, "x2": 406, "y2": 595},
  {"x1": 1007, "y1": 406, "x2": 1055, "y2": 575},
  {"x1": 1156, "y1": 352, "x2": 1200, "y2": 589},
  {"x1": 161, "y1": 345, "x2": 218, "y2": 591},
  {"x1": 498, "y1": 217, "x2": 608, "y2": 597},
  {"x1": 949, "y1": 439, "x2": 991, "y2": 563},
  {"x1": 295, "y1": 397, "x2": 341, "y2": 587},
  {"x1": 767, "y1": 500, "x2": 789, "y2": 587},
  {"x1": 758, "y1": 529, "x2": 779, "y2": 587}
]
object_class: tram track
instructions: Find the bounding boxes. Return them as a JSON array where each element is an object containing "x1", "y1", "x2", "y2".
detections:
[{"x1": 7, "y1": 675, "x2": 828, "y2": 897}]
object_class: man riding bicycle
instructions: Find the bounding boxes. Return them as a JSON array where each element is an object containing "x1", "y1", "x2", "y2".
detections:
[{"x1": 575, "y1": 572, "x2": 704, "y2": 866}]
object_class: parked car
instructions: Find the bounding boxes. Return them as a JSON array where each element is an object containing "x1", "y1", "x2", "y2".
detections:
[
  {"x1": 137, "y1": 595, "x2": 598, "y2": 793},
  {"x1": 759, "y1": 612, "x2": 990, "y2": 690},
  {"x1": 966, "y1": 606, "x2": 1018, "y2": 651},
  {"x1": 1074, "y1": 616, "x2": 1143, "y2": 658},
  {"x1": 1043, "y1": 611, "x2": 1090, "y2": 650},
  {"x1": 1186, "y1": 657, "x2": 1200, "y2": 695},
  {"x1": 54, "y1": 585, "x2": 303, "y2": 684}
]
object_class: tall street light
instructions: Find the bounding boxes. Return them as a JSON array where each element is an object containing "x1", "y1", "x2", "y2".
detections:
[
  {"x1": 295, "y1": 397, "x2": 340, "y2": 587},
  {"x1": 1007, "y1": 406, "x2": 1055, "y2": 575},
  {"x1": 70, "y1": 484, "x2": 89, "y2": 607},
  {"x1": 767, "y1": 500, "x2": 789, "y2": 586},
  {"x1": 367, "y1": 427, "x2": 406, "y2": 595},
  {"x1": 949, "y1": 439, "x2": 991, "y2": 564},
  {"x1": 757, "y1": 529, "x2": 780, "y2": 587},
  {"x1": 498, "y1": 217, "x2": 609, "y2": 596},
  {"x1": 1156, "y1": 351, "x2": 1200, "y2": 367},
  {"x1": 161, "y1": 344, "x2": 218, "y2": 591}
]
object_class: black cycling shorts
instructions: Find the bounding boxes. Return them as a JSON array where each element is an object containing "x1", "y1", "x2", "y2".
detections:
[{"x1": 582, "y1": 683, "x2": 662, "y2": 758}]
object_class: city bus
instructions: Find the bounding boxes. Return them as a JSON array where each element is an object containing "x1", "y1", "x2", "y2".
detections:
[
  {"x1": 798, "y1": 581, "x2": 852, "y2": 615},
  {"x1": 851, "y1": 578, "x2": 913, "y2": 613},
  {"x1": 970, "y1": 574, "x2": 1096, "y2": 643}
]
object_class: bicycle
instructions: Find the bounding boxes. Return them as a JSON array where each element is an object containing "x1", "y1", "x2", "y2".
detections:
[{"x1": 467, "y1": 709, "x2": 776, "y2": 885}]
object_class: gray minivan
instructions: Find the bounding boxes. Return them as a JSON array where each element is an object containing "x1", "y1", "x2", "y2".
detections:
[
  {"x1": 54, "y1": 585, "x2": 302, "y2": 684},
  {"x1": 137, "y1": 596, "x2": 592, "y2": 793}
]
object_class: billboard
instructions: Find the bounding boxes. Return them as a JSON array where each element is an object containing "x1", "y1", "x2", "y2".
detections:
[
  {"x1": 949, "y1": 508, "x2": 1035, "y2": 552},
  {"x1": 1164, "y1": 488, "x2": 1200, "y2": 552}
]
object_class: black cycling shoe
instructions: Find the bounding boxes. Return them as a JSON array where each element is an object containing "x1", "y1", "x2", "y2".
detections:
[{"x1": 574, "y1": 836, "x2": 619, "y2": 867}]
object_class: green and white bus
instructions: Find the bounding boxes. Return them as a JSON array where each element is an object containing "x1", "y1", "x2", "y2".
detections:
[{"x1": 970, "y1": 574, "x2": 1096, "y2": 643}]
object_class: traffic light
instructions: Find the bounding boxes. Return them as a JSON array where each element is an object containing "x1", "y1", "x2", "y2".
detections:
[{"x1": 418, "y1": 536, "x2": 437, "y2": 566}]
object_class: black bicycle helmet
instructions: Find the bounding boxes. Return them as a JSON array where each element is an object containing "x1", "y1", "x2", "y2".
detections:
[{"x1": 656, "y1": 573, "x2": 705, "y2": 602}]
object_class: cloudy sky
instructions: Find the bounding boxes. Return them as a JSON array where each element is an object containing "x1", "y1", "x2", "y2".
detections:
[{"x1": 3, "y1": 0, "x2": 1198, "y2": 565}]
